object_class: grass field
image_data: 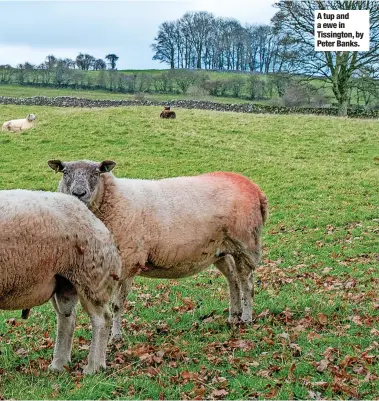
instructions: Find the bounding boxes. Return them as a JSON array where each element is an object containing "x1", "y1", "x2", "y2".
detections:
[{"x1": 0, "y1": 104, "x2": 378, "y2": 399}]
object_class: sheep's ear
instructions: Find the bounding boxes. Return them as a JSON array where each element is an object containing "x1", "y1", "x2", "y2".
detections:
[
  {"x1": 48, "y1": 160, "x2": 65, "y2": 173},
  {"x1": 98, "y1": 160, "x2": 116, "y2": 173}
]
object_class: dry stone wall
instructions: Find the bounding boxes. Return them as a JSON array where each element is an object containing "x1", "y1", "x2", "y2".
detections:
[{"x1": 0, "y1": 96, "x2": 377, "y2": 118}]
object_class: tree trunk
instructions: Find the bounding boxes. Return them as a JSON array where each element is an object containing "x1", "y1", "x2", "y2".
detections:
[
  {"x1": 338, "y1": 100, "x2": 348, "y2": 117},
  {"x1": 197, "y1": 53, "x2": 201, "y2": 69},
  {"x1": 171, "y1": 48, "x2": 175, "y2": 69}
]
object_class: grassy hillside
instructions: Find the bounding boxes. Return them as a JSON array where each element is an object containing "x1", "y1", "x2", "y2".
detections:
[
  {"x1": 0, "y1": 66, "x2": 338, "y2": 106},
  {"x1": 0, "y1": 105, "x2": 378, "y2": 399},
  {"x1": 117, "y1": 69, "x2": 254, "y2": 80},
  {"x1": 0, "y1": 84, "x2": 253, "y2": 104}
]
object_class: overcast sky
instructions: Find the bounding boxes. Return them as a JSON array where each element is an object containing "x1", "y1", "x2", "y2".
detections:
[{"x1": 0, "y1": 0, "x2": 277, "y2": 69}]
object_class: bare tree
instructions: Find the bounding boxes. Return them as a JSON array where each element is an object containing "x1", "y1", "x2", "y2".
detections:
[
  {"x1": 93, "y1": 59, "x2": 107, "y2": 70},
  {"x1": 105, "y1": 54, "x2": 119, "y2": 70},
  {"x1": 180, "y1": 11, "x2": 215, "y2": 69},
  {"x1": 351, "y1": 66, "x2": 379, "y2": 107},
  {"x1": 46, "y1": 55, "x2": 57, "y2": 69},
  {"x1": 76, "y1": 53, "x2": 96, "y2": 70},
  {"x1": 37, "y1": 62, "x2": 54, "y2": 85},
  {"x1": 54, "y1": 60, "x2": 71, "y2": 86},
  {"x1": 272, "y1": 0, "x2": 379, "y2": 116},
  {"x1": 152, "y1": 21, "x2": 178, "y2": 69},
  {"x1": 62, "y1": 58, "x2": 76, "y2": 69},
  {"x1": 0, "y1": 65, "x2": 14, "y2": 83},
  {"x1": 229, "y1": 76, "x2": 245, "y2": 97},
  {"x1": 172, "y1": 69, "x2": 199, "y2": 93}
]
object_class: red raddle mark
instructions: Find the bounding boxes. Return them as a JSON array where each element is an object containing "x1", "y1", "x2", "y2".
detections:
[{"x1": 200, "y1": 171, "x2": 262, "y2": 203}]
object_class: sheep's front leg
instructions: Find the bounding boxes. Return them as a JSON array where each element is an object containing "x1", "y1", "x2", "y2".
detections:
[
  {"x1": 215, "y1": 255, "x2": 242, "y2": 324},
  {"x1": 80, "y1": 297, "x2": 112, "y2": 374},
  {"x1": 110, "y1": 279, "x2": 133, "y2": 342},
  {"x1": 49, "y1": 292, "x2": 78, "y2": 371}
]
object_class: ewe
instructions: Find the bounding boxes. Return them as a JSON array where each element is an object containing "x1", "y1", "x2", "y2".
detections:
[
  {"x1": 2, "y1": 114, "x2": 36, "y2": 132},
  {"x1": 48, "y1": 160, "x2": 267, "y2": 341},
  {"x1": 0, "y1": 190, "x2": 122, "y2": 374},
  {"x1": 160, "y1": 106, "x2": 176, "y2": 119}
]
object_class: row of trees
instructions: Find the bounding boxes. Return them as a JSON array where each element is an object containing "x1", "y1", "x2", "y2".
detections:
[
  {"x1": 0, "y1": 62, "x2": 119, "y2": 88},
  {"x1": 151, "y1": 12, "x2": 294, "y2": 72},
  {"x1": 15, "y1": 53, "x2": 120, "y2": 73}
]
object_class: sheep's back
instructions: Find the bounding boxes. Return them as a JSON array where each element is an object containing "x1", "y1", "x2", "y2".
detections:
[{"x1": 101, "y1": 172, "x2": 265, "y2": 267}]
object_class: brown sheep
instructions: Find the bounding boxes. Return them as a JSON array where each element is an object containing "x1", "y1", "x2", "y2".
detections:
[{"x1": 160, "y1": 106, "x2": 176, "y2": 119}]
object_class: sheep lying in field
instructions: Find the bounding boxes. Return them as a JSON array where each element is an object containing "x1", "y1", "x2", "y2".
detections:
[
  {"x1": 0, "y1": 190, "x2": 122, "y2": 374},
  {"x1": 48, "y1": 160, "x2": 267, "y2": 341},
  {"x1": 160, "y1": 106, "x2": 176, "y2": 119},
  {"x1": 2, "y1": 113, "x2": 36, "y2": 132}
]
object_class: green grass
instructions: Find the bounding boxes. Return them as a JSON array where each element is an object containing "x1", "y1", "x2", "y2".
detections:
[{"x1": 0, "y1": 104, "x2": 378, "y2": 399}]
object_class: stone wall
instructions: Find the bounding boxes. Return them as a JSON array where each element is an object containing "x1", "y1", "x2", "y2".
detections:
[{"x1": 0, "y1": 96, "x2": 378, "y2": 118}]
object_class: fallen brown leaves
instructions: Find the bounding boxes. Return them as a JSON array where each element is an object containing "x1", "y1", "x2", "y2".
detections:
[{"x1": 1, "y1": 223, "x2": 377, "y2": 400}]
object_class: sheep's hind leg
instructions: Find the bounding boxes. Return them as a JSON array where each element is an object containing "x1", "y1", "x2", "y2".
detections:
[
  {"x1": 49, "y1": 288, "x2": 78, "y2": 371},
  {"x1": 215, "y1": 255, "x2": 242, "y2": 324},
  {"x1": 80, "y1": 297, "x2": 112, "y2": 374},
  {"x1": 110, "y1": 279, "x2": 132, "y2": 342},
  {"x1": 235, "y1": 252, "x2": 257, "y2": 324},
  {"x1": 237, "y1": 267, "x2": 254, "y2": 323}
]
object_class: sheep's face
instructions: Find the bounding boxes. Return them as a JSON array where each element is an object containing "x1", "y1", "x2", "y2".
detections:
[
  {"x1": 27, "y1": 114, "x2": 36, "y2": 121},
  {"x1": 47, "y1": 159, "x2": 116, "y2": 207}
]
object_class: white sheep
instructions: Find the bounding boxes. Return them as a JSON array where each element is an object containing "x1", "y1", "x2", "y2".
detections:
[
  {"x1": 48, "y1": 160, "x2": 268, "y2": 341},
  {"x1": 2, "y1": 113, "x2": 36, "y2": 132},
  {"x1": 0, "y1": 189, "x2": 122, "y2": 374}
]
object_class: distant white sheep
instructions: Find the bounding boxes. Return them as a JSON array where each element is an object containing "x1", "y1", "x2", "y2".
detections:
[
  {"x1": 48, "y1": 159, "x2": 268, "y2": 342},
  {"x1": 0, "y1": 190, "x2": 122, "y2": 374},
  {"x1": 2, "y1": 113, "x2": 36, "y2": 132}
]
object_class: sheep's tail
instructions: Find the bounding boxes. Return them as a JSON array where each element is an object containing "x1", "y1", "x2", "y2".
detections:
[
  {"x1": 219, "y1": 188, "x2": 267, "y2": 270},
  {"x1": 259, "y1": 190, "x2": 268, "y2": 224}
]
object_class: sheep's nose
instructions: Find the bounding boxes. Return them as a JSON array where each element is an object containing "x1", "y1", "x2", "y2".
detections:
[{"x1": 72, "y1": 189, "x2": 87, "y2": 198}]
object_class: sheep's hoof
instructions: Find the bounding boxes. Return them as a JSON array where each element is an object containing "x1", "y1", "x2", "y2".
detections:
[
  {"x1": 109, "y1": 333, "x2": 123, "y2": 344},
  {"x1": 228, "y1": 315, "x2": 252, "y2": 326},
  {"x1": 239, "y1": 315, "x2": 253, "y2": 325},
  {"x1": 227, "y1": 314, "x2": 242, "y2": 325},
  {"x1": 48, "y1": 362, "x2": 65, "y2": 372},
  {"x1": 83, "y1": 363, "x2": 106, "y2": 375}
]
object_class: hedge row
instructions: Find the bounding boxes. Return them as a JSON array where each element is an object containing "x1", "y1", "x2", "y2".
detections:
[{"x1": 0, "y1": 96, "x2": 378, "y2": 118}]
